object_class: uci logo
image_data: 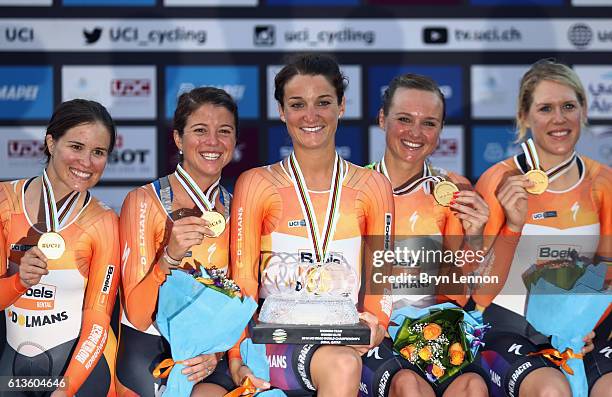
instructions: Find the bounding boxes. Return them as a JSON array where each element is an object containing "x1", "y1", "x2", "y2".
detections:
[{"x1": 288, "y1": 219, "x2": 306, "y2": 228}]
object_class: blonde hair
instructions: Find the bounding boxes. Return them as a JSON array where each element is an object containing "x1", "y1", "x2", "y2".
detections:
[{"x1": 516, "y1": 59, "x2": 587, "y2": 141}]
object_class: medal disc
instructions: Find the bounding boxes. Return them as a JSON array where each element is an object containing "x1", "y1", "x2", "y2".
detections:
[
  {"x1": 201, "y1": 211, "x2": 226, "y2": 237},
  {"x1": 433, "y1": 181, "x2": 459, "y2": 207},
  {"x1": 305, "y1": 265, "x2": 332, "y2": 294},
  {"x1": 525, "y1": 169, "x2": 549, "y2": 195},
  {"x1": 38, "y1": 232, "x2": 65, "y2": 260}
]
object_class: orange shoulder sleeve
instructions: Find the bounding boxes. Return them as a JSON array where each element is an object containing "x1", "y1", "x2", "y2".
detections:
[
  {"x1": 359, "y1": 170, "x2": 394, "y2": 330},
  {"x1": 120, "y1": 187, "x2": 167, "y2": 331},
  {"x1": 64, "y1": 209, "x2": 120, "y2": 396},
  {"x1": 0, "y1": 184, "x2": 27, "y2": 309},
  {"x1": 229, "y1": 169, "x2": 279, "y2": 361}
]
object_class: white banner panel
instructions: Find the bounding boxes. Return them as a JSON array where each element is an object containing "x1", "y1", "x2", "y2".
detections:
[
  {"x1": 472, "y1": 65, "x2": 530, "y2": 119},
  {"x1": 572, "y1": 0, "x2": 612, "y2": 5},
  {"x1": 0, "y1": 126, "x2": 46, "y2": 180},
  {"x1": 574, "y1": 65, "x2": 612, "y2": 120},
  {"x1": 368, "y1": 125, "x2": 464, "y2": 175},
  {"x1": 266, "y1": 64, "x2": 361, "y2": 119},
  {"x1": 1, "y1": 19, "x2": 611, "y2": 51},
  {"x1": 102, "y1": 126, "x2": 157, "y2": 181},
  {"x1": 577, "y1": 125, "x2": 612, "y2": 167},
  {"x1": 62, "y1": 66, "x2": 157, "y2": 120},
  {"x1": 164, "y1": 0, "x2": 257, "y2": 5},
  {"x1": 0, "y1": 0, "x2": 50, "y2": 4},
  {"x1": 90, "y1": 186, "x2": 135, "y2": 214}
]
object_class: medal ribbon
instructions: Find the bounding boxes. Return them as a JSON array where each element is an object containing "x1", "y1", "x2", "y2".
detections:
[
  {"x1": 223, "y1": 377, "x2": 258, "y2": 397},
  {"x1": 41, "y1": 169, "x2": 81, "y2": 232},
  {"x1": 376, "y1": 158, "x2": 444, "y2": 196},
  {"x1": 521, "y1": 138, "x2": 577, "y2": 183},
  {"x1": 152, "y1": 358, "x2": 184, "y2": 379},
  {"x1": 288, "y1": 152, "x2": 344, "y2": 263},
  {"x1": 174, "y1": 164, "x2": 220, "y2": 214},
  {"x1": 527, "y1": 347, "x2": 583, "y2": 375}
]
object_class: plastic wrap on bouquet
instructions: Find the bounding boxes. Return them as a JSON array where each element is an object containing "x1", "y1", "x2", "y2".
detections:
[
  {"x1": 156, "y1": 267, "x2": 258, "y2": 397},
  {"x1": 389, "y1": 303, "x2": 488, "y2": 384},
  {"x1": 525, "y1": 261, "x2": 611, "y2": 397}
]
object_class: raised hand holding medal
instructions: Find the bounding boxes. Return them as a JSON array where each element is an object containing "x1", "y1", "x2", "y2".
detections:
[
  {"x1": 521, "y1": 138, "x2": 576, "y2": 195},
  {"x1": 175, "y1": 164, "x2": 226, "y2": 238},
  {"x1": 37, "y1": 170, "x2": 81, "y2": 260}
]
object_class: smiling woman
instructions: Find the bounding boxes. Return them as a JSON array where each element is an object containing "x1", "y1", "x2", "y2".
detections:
[
  {"x1": 116, "y1": 87, "x2": 238, "y2": 397},
  {"x1": 0, "y1": 99, "x2": 120, "y2": 397},
  {"x1": 228, "y1": 53, "x2": 395, "y2": 397}
]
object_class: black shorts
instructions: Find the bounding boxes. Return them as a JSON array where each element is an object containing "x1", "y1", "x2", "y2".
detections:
[
  {"x1": 479, "y1": 304, "x2": 562, "y2": 397},
  {"x1": 264, "y1": 343, "x2": 321, "y2": 396},
  {"x1": 361, "y1": 337, "x2": 488, "y2": 397},
  {"x1": 478, "y1": 331, "x2": 560, "y2": 397},
  {"x1": 585, "y1": 311, "x2": 612, "y2": 391},
  {"x1": 116, "y1": 324, "x2": 234, "y2": 396},
  {"x1": 0, "y1": 339, "x2": 110, "y2": 397}
]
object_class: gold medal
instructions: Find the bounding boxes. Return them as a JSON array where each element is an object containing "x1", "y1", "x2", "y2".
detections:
[
  {"x1": 525, "y1": 169, "x2": 549, "y2": 195},
  {"x1": 305, "y1": 265, "x2": 332, "y2": 294},
  {"x1": 38, "y1": 232, "x2": 65, "y2": 260},
  {"x1": 201, "y1": 211, "x2": 226, "y2": 238},
  {"x1": 433, "y1": 181, "x2": 459, "y2": 206}
]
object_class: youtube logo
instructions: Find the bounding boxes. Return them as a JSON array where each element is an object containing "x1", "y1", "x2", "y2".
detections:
[{"x1": 423, "y1": 27, "x2": 448, "y2": 44}]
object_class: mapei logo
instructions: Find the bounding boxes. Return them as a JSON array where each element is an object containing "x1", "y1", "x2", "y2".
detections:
[
  {"x1": 14, "y1": 284, "x2": 56, "y2": 310},
  {"x1": 83, "y1": 27, "x2": 103, "y2": 45},
  {"x1": 8, "y1": 140, "x2": 44, "y2": 158},
  {"x1": 0, "y1": 85, "x2": 39, "y2": 101},
  {"x1": 568, "y1": 23, "x2": 593, "y2": 49},
  {"x1": 254, "y1": 25, "x2": 275, "y2": 47},
  {"x1": 111, "y1": 79, "x2": 151, "y2": 97}
]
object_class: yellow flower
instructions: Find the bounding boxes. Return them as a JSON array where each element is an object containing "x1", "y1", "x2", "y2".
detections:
[
  {"x1": 423, "y1": 323, "x2": 442, "y2": 340},
  {"x1": 418, "y1": 346, "x2": 432, "y2": 361},
  {"x1": 449, "y1": 342, "x2": 465, "y2": 365},
  {"x1": 431, "y1": 364, "x2": 445, "y2": 378},
  {"x1": 400, "y1": 344, "x2": 416, "y2": 360}
]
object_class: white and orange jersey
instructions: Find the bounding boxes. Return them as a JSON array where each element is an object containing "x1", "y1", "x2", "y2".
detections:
[
  {"x1": 230, "y1": 160, "x2": 394, "y2": 329},
  {"x1": 119, "y1": 175, "x2": 230, "y2": 335},
  {"x1": 370, "y1": 162, "x2": 473, "y2": 306},
  {"x1": 476, "y1": 155, "x2": 611, "y2": 314},
  {"x1": 0, "y1": 178, "x2": 120, "y2": 396}
]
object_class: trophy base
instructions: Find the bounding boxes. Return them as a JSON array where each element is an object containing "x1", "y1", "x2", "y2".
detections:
[{"x1": 252, "y1": 321, "x2": 371, "y2": 345}]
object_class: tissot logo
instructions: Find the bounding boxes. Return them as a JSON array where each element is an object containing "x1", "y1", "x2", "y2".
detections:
[
  {"x1": 568, "y1": 23, "x2": 593, "y2": 49},
  {"x1": 254, "y1": 25, "x2": 275, "y2": 46},
  {"x1": 83, "y1": 27, "x2": 103, "y2": 45},
  {"x1": 423, "y1": 27, "x2": 448, "y2": 44}
]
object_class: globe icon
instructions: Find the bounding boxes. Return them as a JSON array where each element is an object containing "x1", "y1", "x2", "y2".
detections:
[{"x1": 568, "y1": 23, "x2": 593, "y2": 49}]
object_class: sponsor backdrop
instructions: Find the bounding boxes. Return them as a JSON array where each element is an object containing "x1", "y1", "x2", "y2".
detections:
[{"x1": 0, "y1": 2, "x2": 611, "y2": 211}]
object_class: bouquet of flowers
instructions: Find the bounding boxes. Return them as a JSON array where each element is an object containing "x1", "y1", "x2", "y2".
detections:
[
  {"x1": 155, "y1": 266, "x2": 258, "y2": 397},
  {"x1": 389, "y1": 303, "x2": 488, "y2": 384},
  {"x1": 523, "y1": 254, "x2": 611, "y2": 397}
]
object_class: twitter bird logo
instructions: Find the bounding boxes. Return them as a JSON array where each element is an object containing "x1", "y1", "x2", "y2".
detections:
[{"x1": 83, "y1": 27, "x2": 102, "y2": 44}]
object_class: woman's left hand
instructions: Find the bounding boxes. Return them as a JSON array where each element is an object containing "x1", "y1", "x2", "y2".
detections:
[
  {"x1": 182, "y1": 353, "x2": 220, "y2": 383},
  {"x1": 583, "y1": 331, "x2": 596, "y2": 354},
  {"x1": 450, "y1": 190, "x2": 490, "y2": 238},
  {"x1": 350, "y1": 312, "x2": 385, "y2": 355}
]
